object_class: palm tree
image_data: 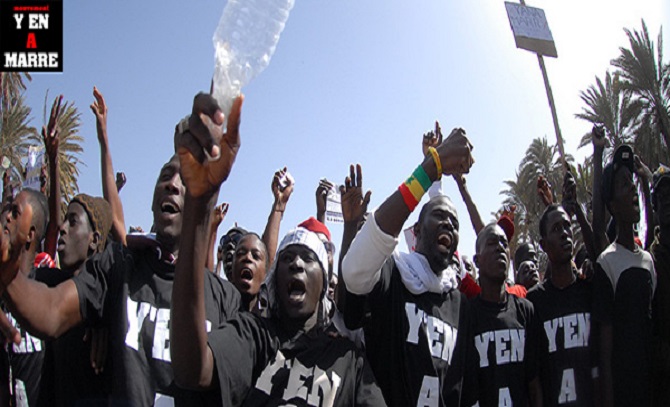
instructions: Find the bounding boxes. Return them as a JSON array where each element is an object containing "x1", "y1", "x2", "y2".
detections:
[
  {"x1": 30, "y1": 93, "x2": 84, "y2": 216},
  {"x1": 0, "y1": 95, "x2": 37, "y2": 182},
  {"x1": 500, "y1": 137, "x2": 572, "y2": 247},
  {"x1": 575, "y1": 71, "x2": 642, "y2": 158},
  {"x1": 0, "y1": 72, "x2": 31, "y2": 111},
  {"x1": 611, "y1": 19, "x2": 670, "y2": 155}
]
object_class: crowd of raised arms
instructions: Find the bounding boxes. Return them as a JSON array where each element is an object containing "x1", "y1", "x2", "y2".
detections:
[{"x1": 0, "y1": 87, "x2": 666, "y2": 407}]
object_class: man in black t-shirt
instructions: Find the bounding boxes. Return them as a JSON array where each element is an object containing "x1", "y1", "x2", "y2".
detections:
[
  {"x1": 465, "y1": 223, "x2": 540, "y2": 407},
  {"x1": 342, "y1": 126, "x2": 475, "y2": 406},
  {"x1": 0, "y1": 189, "x2": 48, "y2": 407},
  {"x1": 170, "y1": 95, "x2": 385, "y2": 406},
  {"x1": 593, "y1": 145, "x2": 656, "y2": 407},
  {"x1": 0, "y1": 94, "x2": 243, "y2": 406},
  {"x1": 528, "y1": 204, "x2": 596, "y2": 406}
]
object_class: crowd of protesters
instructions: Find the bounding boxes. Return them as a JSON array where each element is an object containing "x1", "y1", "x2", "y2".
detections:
[{"x1": 0, "y1": 85, "x2": 665, "y2": 407}]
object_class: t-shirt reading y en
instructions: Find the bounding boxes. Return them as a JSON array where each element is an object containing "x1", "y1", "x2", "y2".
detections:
[
  {"x1": 342, "y1": 216, "x2": 470, "y2": 407},
  {"x1": 593, "y1": 242, "x2": 656, "y2": 407},
  {"x1": 465, "y1": 293, "x2": 538, "y2": 407},
  {"x1": 208, "y1": 312, "x2": 386, "y2": 406},
  {"x1": 527, "y1": 278, "x2": 595, "y2": 407},
  {"x1": 72, "y1": 242, "x2": 241, "y2": 406}
]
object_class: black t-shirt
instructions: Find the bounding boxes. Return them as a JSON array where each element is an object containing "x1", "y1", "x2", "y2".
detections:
[
  {"x1": 464, "y1": 293, "x2": 538, "y2": 407},
  {"x1": 3, "y1": 267, "x2": 58, "y2": 407},
  {"x1": 527, "y1": 278, "x2": 595, "y2": 407},
  {"x1": 72, "y1": 242, "x2": 241, "y2": 406},
  {"x1": 30, "y1": 267, "x2": 110, "y2": 407},
  {"x1": 4, "y1": 309, "x2": 44, "y2": 407},
  {"x1": 353, "y1": 258, "x2": 470, "y2": 407},
  {"x1": 207, "y1": 312, "x2": 385, "y2": 406},
  {"x1": 593, "y1": 243, "x2": 656, "y2": 407}
]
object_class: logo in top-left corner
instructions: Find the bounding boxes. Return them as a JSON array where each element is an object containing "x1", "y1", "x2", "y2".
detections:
[{"x1": 0, "y1": 0, "x2": 63, "y2": 72}]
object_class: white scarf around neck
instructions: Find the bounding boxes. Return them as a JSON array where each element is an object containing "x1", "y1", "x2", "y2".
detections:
[{"x1": 393, "y1": 250, "x2": 458, "y2": 295}]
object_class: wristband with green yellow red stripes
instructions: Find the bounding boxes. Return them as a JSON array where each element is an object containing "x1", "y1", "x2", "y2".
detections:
[{"x1": 398, "y1": 165, "x2": 432, "y2": 211}]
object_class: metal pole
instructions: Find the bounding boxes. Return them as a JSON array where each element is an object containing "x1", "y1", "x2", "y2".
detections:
[
  {"x1": 537, "y1": 54, "x2": 567, "y2": 165},
  {"x1": 518, "y1": 0, "x2": 566, "y2": 165}
]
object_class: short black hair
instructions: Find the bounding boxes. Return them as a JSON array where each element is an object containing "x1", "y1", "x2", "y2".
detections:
[
  {"x1": 513, "y1": 242, "x2": 536, "y2": 271},
  {"x1": 21, "y1": 188, "x2": 49, "y2": 243},
  {"x1": 475, "y1": 223, "x2": 502, "y2": 255},
  {"x1": 539, "y1": 204, "x2": 562, "y2": 239},
  {"x1": 416, "y1": 195, "x2": 456, "y2": 231},
  {"x1": 236, "y1": 232, "x2": 270, "y2": 268}
]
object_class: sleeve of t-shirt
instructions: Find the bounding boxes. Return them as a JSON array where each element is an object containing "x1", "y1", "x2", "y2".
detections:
[
  {"x1": 341, "y1": 211, "x2": 398, "y2": 295},
  {"x1": 208, "y1": 313, "x2": 276, "y2": 405},
  {"x1": 354, "y1": 351, "x2": 387, "y2": 406},
  {"x1": 71, "y1": 242, "x2": 128, "y2": 326},
  {"x1": 592, "y1": 262, "x2": 614, "y2": 325},
  {"x1": 204, "y1": 272, "x2": 241, "y2": 326}
]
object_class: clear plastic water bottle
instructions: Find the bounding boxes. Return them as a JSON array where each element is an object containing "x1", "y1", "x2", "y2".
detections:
[{"x1": 212, "y1": 0, "x2": 295, "y2": 117}]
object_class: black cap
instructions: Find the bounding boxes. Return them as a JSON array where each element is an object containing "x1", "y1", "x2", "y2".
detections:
[{"x1": 602, "y1": 145, "x2": 635, "y2": 208}]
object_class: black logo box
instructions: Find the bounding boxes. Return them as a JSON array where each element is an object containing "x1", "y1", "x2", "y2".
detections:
[{"x1": 0, "y1": 0, "x2": 63, "y2": 72}]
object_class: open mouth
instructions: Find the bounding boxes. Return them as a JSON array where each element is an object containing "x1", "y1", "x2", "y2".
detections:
[
  {"x1": 57, "y1": 238, "x2": 65, "y2": 251},
  {"x1": 437, "y1": 233, "x2": 453, "y2": 253},
  {"x1": 160, "y1": 201, "x2": 180, "y2": 215},
  {"x1": 239, "y1": 268, "x2": 253, "y2": 281},
  {"x1": 287, "y1": 279, "x2": 307, "y2": 303}
]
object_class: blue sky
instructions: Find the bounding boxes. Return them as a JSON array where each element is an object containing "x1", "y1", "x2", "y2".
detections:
[{"x1": 20, "y1": 0, "x2": 667, "y2": 266}]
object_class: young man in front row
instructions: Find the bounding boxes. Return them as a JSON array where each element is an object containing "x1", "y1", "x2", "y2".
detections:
[
  {"x1": 466, "y1": 223, "x2": 541, "y2": 407},
  {"x1": 342, "y1": 125, "x2": 475, "y2": 406},
  {"x1": 527, "y1": 204, "x2": 596, "y2": 407}
]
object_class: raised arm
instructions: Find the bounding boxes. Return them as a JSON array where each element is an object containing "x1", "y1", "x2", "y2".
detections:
[
  {"x1": 338, "y1": 164, "x2": 371, "y2": 324},
  {"x1": 315, "y1": 179, "x2": 333, "y2": 224},
  {"x1": 634, "y1": 155, "x2": 654, "y2": 249},
  {"x1": 171, "y1": 93, "x2": 243, "y2": 390},
  {"x1": 206, "y1": 203, "x2": 228, "y2": 271},
  {"x1": 262, "y1": 167, "x2": 293, "y2": 265},
  {"x1": 562, "y1": 170, "x2": 596, "y2": 262},
  {"x1": 591, "y1": 125, "x2": 609, "y2": 255},
  {"x1": 342, "y1": 126, "x2": 474, "y2": 294},
  {"x1": 43, "y1": 95, "x2": 63, "y2": 259},
  {"x1": 91, "y1": 87, "x2": 126, "y2": 245},
  {"x1": 376, "y1": 127, "x2": 473, "y2": 236},
  {"x1": 0, "y1": 225, "x2": 81, "y2": 340},
  {"x1": 452, "y1": 174, "x2": 484, "y2": 235}
]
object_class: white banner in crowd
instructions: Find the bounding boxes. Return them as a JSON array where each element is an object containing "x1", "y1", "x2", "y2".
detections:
[
  {"x1": 404, "y1": 226, "x2": 417, "y2": 253},
  {"x1": 325, "y1": 184, "x2": 343, "y2": 224},
  {"x1": 504, "y1": 2, "x2": 557, "y2": 57},
  {"x1": 23, "y1": 146, "x2": 43, "y2": 192}
]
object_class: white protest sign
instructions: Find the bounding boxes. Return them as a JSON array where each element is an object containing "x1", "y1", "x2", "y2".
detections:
[
  {"x1": 326, "y1": 184, "x2": 343, "y2": 224},
  {"x1": 505, "y1": 2, "x2": 557, "y2": 57},
  {"x1": 23, "y1": 146, "x2": 43, "y2": 191}
]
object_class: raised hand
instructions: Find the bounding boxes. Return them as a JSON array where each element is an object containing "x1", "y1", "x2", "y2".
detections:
[
  {"x1": 43, "y1": 95, "x2": 63, "y2": 161},
  {"x1": 90, "y1": 87, "x2": 108, "y2": 142},
  {"x1": 561, "y1": 171, "x2": 578, "y2": 216},
  {"x1": 435, "y1": 127, "x2": 474, "y2": 175},
  {"x1": 272, "y1": 167, "x2": 294, "y2": 212},
  {"x1": 115, "y1": 172, "x2": 126, "y2": 192},
  {"x1": 339, "y1": 164, "x2": 372, "y2": 224},
  {"x1": 591, "y1": 125, "x2": 608, "y2": 150},
  {"x1": 422, "y1": 121, "x2": 443, "y2": 157},
  {"x1": 175, "y1": 93, "x2": 244, "y2": 198},
  {"x1": 634, "y1": 155, "x2": 652, "y2": 182},
  {"x1": 537, "y1": 175, "x2": 554, "y2": 207},
  {"x1": 211, "y1": 203, "x2": 229, "y2": 229},
  {"x1": 316, "y1": 179, "x2": 334, "y2": 219}
]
